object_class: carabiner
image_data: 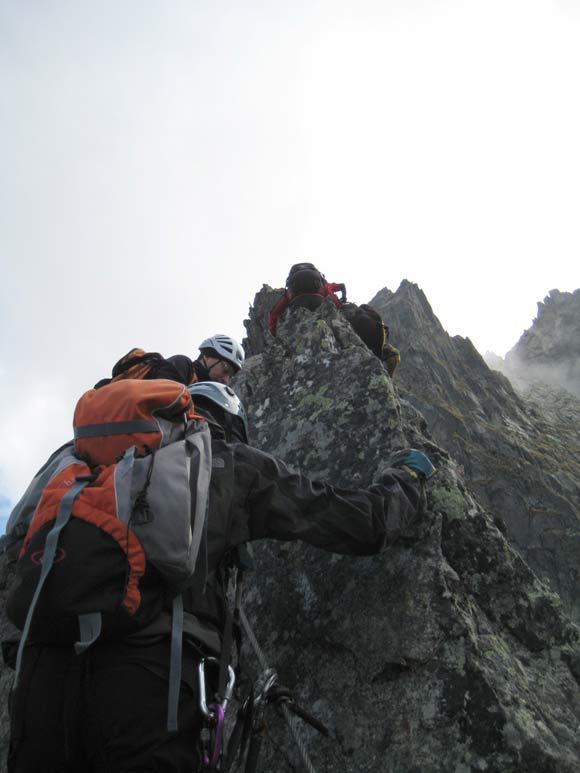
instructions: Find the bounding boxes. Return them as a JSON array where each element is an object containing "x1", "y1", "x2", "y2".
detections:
[
  {"x1": 198, "y1": 657, "x2": 237, "y2": 770},
  {"x1": 203, "y1": 703, "x2": 224, "y2": 769},
  {"x1": 198, "y1": 657, "x2": 236, "y2": 718},
  {"x1": 254, "y1": 667, "x2": 278, "y2": 706}
]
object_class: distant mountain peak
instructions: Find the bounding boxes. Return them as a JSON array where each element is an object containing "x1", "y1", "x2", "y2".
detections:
[{"x1": 503, "y1": 287, "x2": 580, "y2": 397}]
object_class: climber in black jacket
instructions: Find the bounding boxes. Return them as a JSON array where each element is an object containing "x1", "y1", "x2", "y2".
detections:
[{"x1": 7, "y1": 383, "x2": 434, "y2": 773}]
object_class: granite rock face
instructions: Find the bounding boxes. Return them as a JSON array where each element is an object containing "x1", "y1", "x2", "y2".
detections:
[
  {"x1": 232, "y1": 287, "x2": 580, "y2": 772},
  {"x1": 371, "y1": 281, "x2": 580, "y2": 623}
]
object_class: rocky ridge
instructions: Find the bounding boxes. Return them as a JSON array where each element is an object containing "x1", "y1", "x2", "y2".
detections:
[
  {"x1": 0, "y1": 281, "x2": 578, "y2": 771},
  {"x1": 232, "y1": 285, "x2": 580, "y2": 771},
  {"x1": 371, "y1": 281, "x2": 580, "y2": 623}
]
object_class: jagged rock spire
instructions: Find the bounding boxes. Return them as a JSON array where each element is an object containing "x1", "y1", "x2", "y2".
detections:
[
  {"x1": 233, "y1": 288, "x2": 580, "y2": 772},
  {"x1": 505, "y1": 288, "x2": 580, "y2": 398}
]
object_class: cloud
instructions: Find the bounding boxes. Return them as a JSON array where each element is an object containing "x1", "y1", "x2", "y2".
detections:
[{"x1": 2, "y1": 0, "x2": 579, "y2": 503}]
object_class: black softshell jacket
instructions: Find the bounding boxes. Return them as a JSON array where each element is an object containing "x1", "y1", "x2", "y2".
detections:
[
  {"x1": 6, "y1": 437, "x2": 422, "y2": 773},
  {"x1": 143, "y1": 437, "x2": 421, "y2": 654}
]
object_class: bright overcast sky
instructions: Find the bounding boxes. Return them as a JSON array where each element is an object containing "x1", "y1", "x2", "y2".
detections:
[{"x1": 1, "y1": 0, "x2": 579, "y2": 514}]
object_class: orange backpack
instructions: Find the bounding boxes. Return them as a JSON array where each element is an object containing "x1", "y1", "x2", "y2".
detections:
[{"x1": 6, "y1": 378, "x2": 212, "y2": 731}]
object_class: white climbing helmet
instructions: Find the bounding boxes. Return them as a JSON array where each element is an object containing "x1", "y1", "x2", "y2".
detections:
[
  {"x1": 188, "y1": 382, "x2": 249, "y2": 441},
  {"x1": 198, "y1": 334, "x2": 245, "y2": 372}
]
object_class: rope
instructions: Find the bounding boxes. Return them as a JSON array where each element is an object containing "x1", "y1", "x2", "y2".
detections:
[{"x1": 238, "y1": 609, "x2": 318, "y2": 773}]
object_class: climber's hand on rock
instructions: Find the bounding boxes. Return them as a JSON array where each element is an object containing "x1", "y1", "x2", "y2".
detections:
[{"x1": 388, "y1": 448, "x2": 436, "y2": 480}]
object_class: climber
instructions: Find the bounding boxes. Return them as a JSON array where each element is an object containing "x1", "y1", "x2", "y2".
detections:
[
  {"x1": 268, "y1": 262, "x2": 347, "y2": 335},
  {"x1": 268, "y1": 264, "x2": 400, "y2": 377},
  {"x1": 341, "y1": 302, "x2": 401, "y2": 377},
  {"x1": 382, "y1": 339, "x2": 401, "y2": 378},
  {"x1": 94, "y1": 333, "x2": 245, "y2": 388},
  {"x1": 168, "y1": 334, "x2": 245, "y2": 386},
  {"x1": 6, "y1": 382, "x2": 434, "y2": 773}
]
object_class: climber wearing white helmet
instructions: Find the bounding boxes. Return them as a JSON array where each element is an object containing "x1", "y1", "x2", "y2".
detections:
[
  {"x1": 193, "y1": 334, "x2": 245, "y2": 385},
  {"x1": 156, "y1": 333, "x2": 245, "y2": 386},
  {"x1": 92, "y1": 334, "x2": 245, "y2": 390}
]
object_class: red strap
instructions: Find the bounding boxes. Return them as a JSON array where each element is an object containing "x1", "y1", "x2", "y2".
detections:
[{"x1": 268, "y1": 292, "x2": 290, "y2": 335}]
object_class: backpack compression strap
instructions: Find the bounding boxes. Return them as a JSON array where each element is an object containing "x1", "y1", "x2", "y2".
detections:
[
  {"x1": 167, "y1": 595, "x2": 184, "y2": 733},
  {"x1": 74, "y1": 420, "x2": 159, "y2": 438}
]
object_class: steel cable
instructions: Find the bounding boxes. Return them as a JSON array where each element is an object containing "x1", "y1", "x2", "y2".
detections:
[{"x1": 238, "y1": 608, "x2": 318, "y2": 773}]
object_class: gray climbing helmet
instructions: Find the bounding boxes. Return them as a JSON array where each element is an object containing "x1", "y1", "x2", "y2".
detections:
[
  {"x1": 188, "y1": 382, "x2": 249, "y2": 442},
  {"x1": 198, "y1": 334, "x2": 245, "y2": 372}
]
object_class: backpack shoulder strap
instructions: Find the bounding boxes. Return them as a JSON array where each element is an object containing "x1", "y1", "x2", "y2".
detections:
[
  {"x1": 5, "y1": 442, "x2": 77, "y2": 545},
  {"x1": 167, "y1": 594, "x2": 184, "y2": 732},
  {"x1": 14, "y1": 471, "x2": 93, "y2": 686}
]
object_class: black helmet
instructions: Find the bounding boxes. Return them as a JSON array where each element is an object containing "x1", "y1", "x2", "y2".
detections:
[{"x1": 188, "y1": 382, "x2": 248, "y2": 443}]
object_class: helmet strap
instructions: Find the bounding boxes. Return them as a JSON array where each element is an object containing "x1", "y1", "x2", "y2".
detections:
[
  {"x1": 195, "y1": 357, "x2": 212, "y2": 382},
  {"x1": 204, "y1": 356, "x2": 235, "y2": 382}
]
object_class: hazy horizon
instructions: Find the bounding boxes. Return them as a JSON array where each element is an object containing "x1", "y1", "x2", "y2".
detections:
[{"x1": 2, "y1": 0, "x2": 579, "y2": 518}]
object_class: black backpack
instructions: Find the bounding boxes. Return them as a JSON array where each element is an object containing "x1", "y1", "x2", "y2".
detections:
[
  {"x1": 341, "y1": 303, "x2": 386, "y2": 357},
  {"x1": 286, "y1": 263, "x2": 325, "y2": 297},
  {"x1": 268, "y1": 265, "x2": 347, "y2": 334}
]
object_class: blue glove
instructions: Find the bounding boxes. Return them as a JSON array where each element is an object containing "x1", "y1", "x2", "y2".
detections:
[{"x1": 388, "y1": 448, "x2": 436, "y2": 480}]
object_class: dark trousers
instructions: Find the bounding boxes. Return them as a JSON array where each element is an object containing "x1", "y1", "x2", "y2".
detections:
[{"x1": 8, "y1": 637, "x2": 204, "y2": 772}]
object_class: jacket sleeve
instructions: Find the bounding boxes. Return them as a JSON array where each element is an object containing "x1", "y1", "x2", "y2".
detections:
[
  {"x1": 231, "y1": 444, "x2": 420, "y2": 556},
  {"x1": 325, "y1": 281, "x2": 346, "y2": 299}
]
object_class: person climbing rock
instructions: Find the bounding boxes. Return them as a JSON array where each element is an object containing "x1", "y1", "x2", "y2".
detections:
[
  {"x1": 5, "y1": 381, "x2": 434, "y2": 772},
  {"x1": 268, "y1": 263, "x2": 347, "y2": 335},
  {"x1": 340, "y1": 302, "x2": 401, "y2": 377},
  {"x1": 381, "y1": 338, "x2": 401, "y2": 377},
  {"x1": 268, "y1": 264, "x2": 400, "y2": 377},
  {"x1": 169, "y1": 334, "x2": 245, "y2": 386},
  {"x1": 93, "y1": 334, "x2": 245, "y2": 388}
]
